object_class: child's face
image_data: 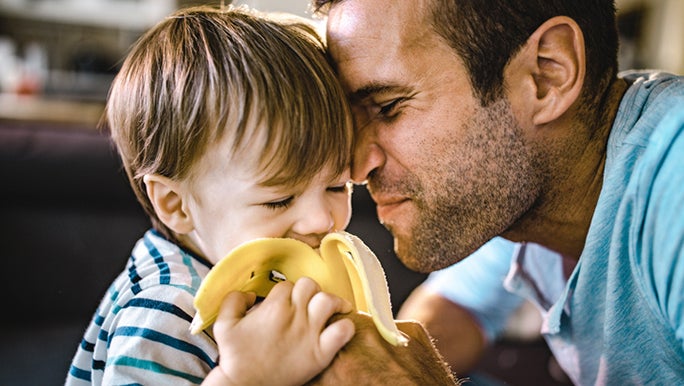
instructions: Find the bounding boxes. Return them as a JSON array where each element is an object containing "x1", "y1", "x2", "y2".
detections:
[{"x1": 179, "y1": 133, "x2": 352, "y2": 265}]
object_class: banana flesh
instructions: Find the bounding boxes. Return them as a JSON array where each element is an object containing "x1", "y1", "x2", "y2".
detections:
[{"x1": 190, "y1": 231, "x2": 409, "y2": 346}]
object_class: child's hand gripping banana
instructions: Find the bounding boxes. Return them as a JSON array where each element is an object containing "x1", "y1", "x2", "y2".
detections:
[{"x1": 190, "y1": 231, "x2": 409, "y2": 347}]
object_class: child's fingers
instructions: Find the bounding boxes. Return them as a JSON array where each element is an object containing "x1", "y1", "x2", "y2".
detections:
[
  {"x1": 307, "y1": 291, "x2": 353, "y2": 328},
  {"x1": 290, "y1": 277, "x2": 322, "y2": 310},
  {"x1": 305, "y1": 286, "x2": 355, "y2": 364},
  {"x1": 213, "y1": 291, "x2": 258, "y2": 328},
  {"x1": 265, "y1": 279, "x2": 294, "y2": 303},
  {"x1": 318, "y1": 317, "x2": 355, "y2": 363}
]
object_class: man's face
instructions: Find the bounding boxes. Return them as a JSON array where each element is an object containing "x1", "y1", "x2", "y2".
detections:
[{"x1": 326, "y1": 0, "x2": 543, "y2": 272}]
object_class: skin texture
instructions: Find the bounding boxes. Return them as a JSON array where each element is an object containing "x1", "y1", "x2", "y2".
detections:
[{"x1": 321, "y1": 0, "x2": 628, "y2": 379}]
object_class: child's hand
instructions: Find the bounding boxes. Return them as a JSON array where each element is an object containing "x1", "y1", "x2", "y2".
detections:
[{"x1": 203, "y1": 277, "x2": 355, "y2": 386}]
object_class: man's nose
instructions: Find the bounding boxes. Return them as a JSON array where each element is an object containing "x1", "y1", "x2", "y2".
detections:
[{"x1": 351, "y1": 137, "x2": 385, "y2": 183}]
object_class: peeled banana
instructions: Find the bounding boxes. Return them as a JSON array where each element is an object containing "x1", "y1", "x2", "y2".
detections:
[{"x1": 190, "y1": 231, "x2": 409, "y2": 347}]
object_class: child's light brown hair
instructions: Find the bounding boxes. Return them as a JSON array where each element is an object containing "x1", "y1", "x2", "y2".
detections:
[{"x1": 106, "y1": 5, "x2": 353, "y2": 240}]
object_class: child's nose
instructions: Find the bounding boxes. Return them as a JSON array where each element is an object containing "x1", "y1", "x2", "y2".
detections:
[{"x1": 291, "y1": 202, "x2": 335, "y2": 247}]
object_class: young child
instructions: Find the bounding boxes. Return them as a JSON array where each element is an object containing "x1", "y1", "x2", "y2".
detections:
[{"x1": 65, "y1": 6, "x2": 357, "y2": 385}]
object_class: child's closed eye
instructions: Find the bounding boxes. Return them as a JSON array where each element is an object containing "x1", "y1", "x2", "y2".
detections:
[{"x1": 262, "y1": 196, "x2": 294, "y2": 210}]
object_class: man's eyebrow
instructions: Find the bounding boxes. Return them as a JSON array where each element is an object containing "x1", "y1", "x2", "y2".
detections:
[{"x1": 350, "y1": 83, "x2": 411, "y2": 102}]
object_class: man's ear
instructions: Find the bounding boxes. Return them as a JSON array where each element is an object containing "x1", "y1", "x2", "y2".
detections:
[
  {"x1": 507, "y1": 16, "x2": 585, "y2": 126},
  {"x1": 143, "y1": 174, "x2": 194, "y2": 234}
]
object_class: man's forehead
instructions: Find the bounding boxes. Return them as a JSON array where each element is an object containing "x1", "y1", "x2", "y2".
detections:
[
  {"x1": 325, "y1": 0, "x2": 432, "y2": 58},
  {"x1": 325, "y1": 2, "x2": 435, "y2": 97},
  {"x1": 325, "y1": 2, "x2": 383, "y2": 55}
]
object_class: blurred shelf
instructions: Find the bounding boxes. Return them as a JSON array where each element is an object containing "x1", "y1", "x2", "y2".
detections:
[
  {"x1": 0, "y1": 0, "x2": 174, "y2": 30},
  {"x1": 0, "y1": 93, "x2": 104, "y2": 126}
]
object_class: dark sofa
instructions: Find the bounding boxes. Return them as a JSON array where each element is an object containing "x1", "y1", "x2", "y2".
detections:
[
  {"x1": 0, "y1": 117, "x2": 568, "y2": 386},
  {"x1": 0, "y1": 119, "x2": 151, "y2": 385}
]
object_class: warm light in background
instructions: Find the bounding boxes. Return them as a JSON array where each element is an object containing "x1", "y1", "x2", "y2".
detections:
[
  {"x1": 0, "y1": 0, "x2": 681, "y2": 100},
  {"x1": 235, "y1": 0, "x2": 684, "y2": 74}
]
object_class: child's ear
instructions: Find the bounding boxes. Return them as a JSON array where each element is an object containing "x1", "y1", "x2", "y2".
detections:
[
  {"x1": 506, "y1": 16, "x2": 585, "y2": 126},
  {"x1": 143, "y1": 174, "x2": 194, "y2": 234}
]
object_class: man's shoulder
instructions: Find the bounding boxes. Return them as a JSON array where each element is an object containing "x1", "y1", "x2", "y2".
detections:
[
  {"x1": 620, "y1": 70, "x2": 684, "y2": 110},
  {"x1": 620, "y1": 70, "x2": 684, "y2": 89}
]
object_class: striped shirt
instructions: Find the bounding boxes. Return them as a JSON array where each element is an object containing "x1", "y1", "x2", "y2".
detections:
[{"x1": 66, "y1": 229, "x2": 216, "y2": 385}]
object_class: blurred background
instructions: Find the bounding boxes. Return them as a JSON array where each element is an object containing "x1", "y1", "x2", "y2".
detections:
[
  {"x1": 0, "y1": 0, "x2": 682, "y2": 111},
  {"x1": 0, "y1": 1, "x2": 682, "y2": 385}
]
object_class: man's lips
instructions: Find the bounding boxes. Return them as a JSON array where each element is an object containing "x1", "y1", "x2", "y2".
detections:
[{"x1": 372, "y1": 195, "x2": 410, "y2": 222}]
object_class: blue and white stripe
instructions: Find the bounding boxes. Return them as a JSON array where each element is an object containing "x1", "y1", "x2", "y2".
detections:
[{"x1": 65, "y1": 229, "x2": 216, "y2": 385}]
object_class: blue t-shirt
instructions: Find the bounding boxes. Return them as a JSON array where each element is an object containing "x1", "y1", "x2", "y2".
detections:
[{"x1": 426, "y1": 71, "x2": 684, "y2": 384}]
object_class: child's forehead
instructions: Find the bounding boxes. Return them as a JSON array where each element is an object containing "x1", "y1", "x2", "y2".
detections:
[{"x1": 221, "y1": 118, "x2": 349, "y2": 188}]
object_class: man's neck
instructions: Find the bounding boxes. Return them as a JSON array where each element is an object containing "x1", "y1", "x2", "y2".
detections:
[{"x1": 504, "y1": 78, "x2": 629, "y2": 260}]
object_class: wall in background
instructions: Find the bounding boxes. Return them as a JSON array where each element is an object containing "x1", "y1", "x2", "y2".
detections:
[{"x1": 0, "y1": 0, "x2": 681, "y2": 100}]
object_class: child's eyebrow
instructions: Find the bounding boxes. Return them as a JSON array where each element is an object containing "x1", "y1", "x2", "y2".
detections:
[
  {"x1": 254, "y1": 178, "x2": 300, "y2": 192},
  {"x1": 255, "y1": 173, "x2": 346, "y2": 191}
]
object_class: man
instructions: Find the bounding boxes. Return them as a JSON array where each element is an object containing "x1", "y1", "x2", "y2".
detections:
[{"x1": 314, "y1": 0, "x2": 684, "y2": 384}]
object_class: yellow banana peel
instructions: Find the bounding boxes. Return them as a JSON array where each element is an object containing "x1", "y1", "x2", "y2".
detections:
[{"x1": 190, "y1": 231, "x2": 409, "y2": 347}]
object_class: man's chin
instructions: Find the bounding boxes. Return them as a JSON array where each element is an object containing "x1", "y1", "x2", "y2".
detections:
[
  {"x1": 388, "y1": 221, "x2": 473, "y2": 273},
  {"x1": 382, "y1": 225, "x2": 416, "y2": 270},
  {"x1": 391, "y1": 233, "x2": 441, "y2": 274}
]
